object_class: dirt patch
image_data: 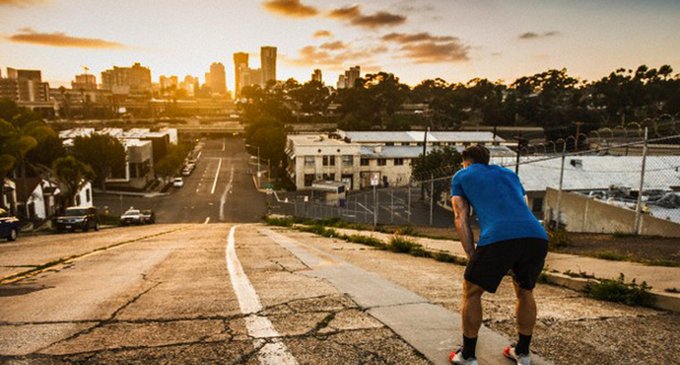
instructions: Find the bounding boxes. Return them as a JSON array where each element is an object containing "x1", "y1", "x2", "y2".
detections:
[{"x1": 553, "y1": 233, "x2": 680, "y2": 266}]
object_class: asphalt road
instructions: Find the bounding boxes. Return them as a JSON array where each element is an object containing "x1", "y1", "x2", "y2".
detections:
[{"x1": 95, "y1": 137, "x2": 266, "y2": 224}]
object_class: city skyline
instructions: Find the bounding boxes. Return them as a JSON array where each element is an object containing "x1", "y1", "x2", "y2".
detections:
[{"x1": 0, "y1": 0, "x2": 679, "y2": 90}]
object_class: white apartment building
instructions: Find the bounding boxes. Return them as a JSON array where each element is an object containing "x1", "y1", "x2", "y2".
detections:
[{"x1": 286, "y1": 131, "x2": 513, "y2": 191}]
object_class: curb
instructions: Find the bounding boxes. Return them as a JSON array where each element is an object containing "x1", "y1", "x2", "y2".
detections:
[{"x1": 542, "y1": 272, "x2": 680, "y2": 312}]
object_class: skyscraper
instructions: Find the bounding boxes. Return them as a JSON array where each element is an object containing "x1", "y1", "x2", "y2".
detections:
[
  {"x1": 260, "y1": 46, "x2": 277, "y2": 85},
  {"x1": 205, "y1": 62, "x2": 227, "y2": 95},
  {"x1": 312, "y1": 69, "x2": 322, "y2": 83},
  {"x1": 233, "y1": 52, "x2": 249, "y2": 97},
  {"x1": 346, "y1": 66, "x2": 360, "y2": 89},
  {"x1": 101, "y1": 63, "x2": 151, "y2": 95},
  {"x1": 3, "y1": 67, "x2": 49, "y2": 102}
]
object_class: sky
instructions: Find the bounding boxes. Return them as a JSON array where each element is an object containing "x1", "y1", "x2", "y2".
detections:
[{"x1": 0, "y1": 0, "x2": 679, "y2": 90}]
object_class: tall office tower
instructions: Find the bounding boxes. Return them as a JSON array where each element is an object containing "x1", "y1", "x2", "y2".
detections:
[
  {"x1": 159, "y1": 75, "x2": 178, "y2": 90},
  {"x1": 180, "y1": 75, "x2": 198, "y2": 96},
  {"x1": 100, "y1": 62, "x2": 152, "y2": 95},
  {"x1": 336, "y1": 74, "x2": 346, "y2": 89},
  {"x1": 346, "y1": 66, "x2": 360, "y2": 88},
  {"x1": 72, "y1": 74, "x2": 97, "y2": 91},
  {"x1": 312, "y1": 69, "x2": 322, "y2": 83},
  {"x1": 260, "y1": 46, "x2": 277, "y2": 84},
  {"x1": 233, "y1": 52, "x2": 249, "y2": 97},
  {"x1": 5, "y1": 67, "x2": 49, "y2": 102},
  {"x1": 205, "y1": 62, "x2": 227, "y2": 95}
]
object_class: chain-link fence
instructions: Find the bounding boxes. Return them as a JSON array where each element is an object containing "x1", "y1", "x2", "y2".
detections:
[{"x1": 269, "y1": 130, "x2": 680, "y2": 236}]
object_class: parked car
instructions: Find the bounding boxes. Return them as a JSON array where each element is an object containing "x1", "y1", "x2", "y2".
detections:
[
  {"x1": 141, "y1": 209, "x2": 156, "y2": 224},
  {"x1": 0, "y1": 208, "x2": 20, "y2": 241},
  {"x1": 53, "y1": 206, "x2": 100, "y2": 233},
  {"x1": 120, "y1": 208, "x2": 144, "y2": 225},
  {"x1": 172, "y1": 177, "x2": 184, "y2": 188}
]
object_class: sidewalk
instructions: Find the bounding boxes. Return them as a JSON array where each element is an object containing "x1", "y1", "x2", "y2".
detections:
[{"x1": 331, "y1": 228, "x2": 680, "y2": 293}]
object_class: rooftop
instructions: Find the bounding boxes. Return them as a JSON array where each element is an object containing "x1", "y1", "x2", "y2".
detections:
[{"x1": 340, "y1": 130, "x2": 505, "y2": 143}]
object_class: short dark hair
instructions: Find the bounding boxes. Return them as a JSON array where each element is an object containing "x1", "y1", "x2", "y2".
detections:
[{"x1": 462, "y1": 145, "x2": 490, "y2": 165}]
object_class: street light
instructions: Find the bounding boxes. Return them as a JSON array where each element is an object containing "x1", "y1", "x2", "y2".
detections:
[{"x1": 245, "y1": 144, "x2": 260, "y2": 188}]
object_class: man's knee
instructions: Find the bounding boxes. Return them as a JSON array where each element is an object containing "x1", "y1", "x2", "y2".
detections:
[{"x1": 464, "y1": 281, "x2": 485, "y2": 300}]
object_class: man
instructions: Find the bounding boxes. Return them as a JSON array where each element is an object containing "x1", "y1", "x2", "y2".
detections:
[{"x1": 448, "y1": 145, "x2": 548, "y2": 365}]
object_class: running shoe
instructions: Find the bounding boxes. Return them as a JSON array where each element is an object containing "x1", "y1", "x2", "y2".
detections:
[
  {"x1": 449, "y1": 347, "x2": 478, "y2": 365},
  {"x1": 503, "y1": 345, "x2": 531, "y2": 365}
]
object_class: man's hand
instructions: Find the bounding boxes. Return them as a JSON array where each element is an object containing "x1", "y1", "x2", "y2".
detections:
[{"x1": 452, "y1": 196, "x2": 475, "y2": 260}]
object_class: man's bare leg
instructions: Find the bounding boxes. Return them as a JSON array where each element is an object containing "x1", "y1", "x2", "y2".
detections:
[
  {"x1": 513, "y1": 281, "x2": 537, "y2": 355},
  {"x1": 460, "y1": 280, "x2": 485, "y2": 359}
]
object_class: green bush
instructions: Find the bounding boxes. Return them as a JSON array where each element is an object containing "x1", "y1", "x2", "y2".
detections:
[
  {"x1": 264, "y1": 216, "x2": 294, "y2": 227},
  {"x1": 388, "y1": 235, "x2": 426, "y2": 255},
  {"x1": 547, "y1": 229, "x2": 571, "y2": 250},
  {"x1": 584, "y1": 273, "x2": 653, "y2": 307}
]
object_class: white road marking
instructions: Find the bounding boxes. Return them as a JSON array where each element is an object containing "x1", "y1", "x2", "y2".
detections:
[
  {"x1": 197, "y1": 151, "x2": 202, "y2": 159},
  {"x1": 226, "y1": 227, "x2": 298, "y2": 365},
  {"x1": 222, "y1": 139, "x2": 226, "y2": 151},
  {"x1": 210, "y1": 158, "x2": 223, "y2": 195},
  {"x1": 219, "y1": 166, "x2": 235, "y2": 221},
  {"x1": 204, "y1": 217, "x2": 210, "y2": 224}
]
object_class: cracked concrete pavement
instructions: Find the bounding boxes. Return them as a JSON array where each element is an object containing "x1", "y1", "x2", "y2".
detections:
[{"x1": 2, "y1": 222, "x2": 676, "y2": 364}]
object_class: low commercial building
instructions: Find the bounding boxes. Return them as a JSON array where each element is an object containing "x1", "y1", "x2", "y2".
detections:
[
  {"x1": 286, "y1": 131, "x2": 515, "y2": 191},
  {"x1": 59, "y1": 128, "x2": 177, "y2": 190}
]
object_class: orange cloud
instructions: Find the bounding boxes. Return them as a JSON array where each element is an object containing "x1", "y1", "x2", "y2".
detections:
[
  {"x1": 287, "y1": 44, "x2": 387, "y2": 69},
  {"x1": 320, "y1": 41, "x2": 346, "y2": 50},
  {"x1": 0, "y1": 0, "x2": 44, "y2": 6},
  {"x1": 313, "y1": 30, "x2": 332, "y2": 38},
  {"x1": 328, "y1": 5, "x2": 406, "y2": 29},
  {"x1": 262, "y1": 0, "x2": 318, "y2": 18},
  {"x1": 8, "y1": 28, "x2": 125, "y2": 49},
  {"x1": 399, "y1": 41, "x2": 469, "y2": 63},
  {"x1": 382, "y1": 32, "x2": 456, "y2": 44}
]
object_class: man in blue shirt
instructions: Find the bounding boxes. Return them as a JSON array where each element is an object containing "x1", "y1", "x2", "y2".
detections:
[{"x1": 448, "y1": 145, "x2": 548, "y2": 365}]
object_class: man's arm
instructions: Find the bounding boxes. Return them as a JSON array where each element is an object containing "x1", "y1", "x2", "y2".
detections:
[{"x1": 452, "y1": 196, "x2": 474, "y2": 260}]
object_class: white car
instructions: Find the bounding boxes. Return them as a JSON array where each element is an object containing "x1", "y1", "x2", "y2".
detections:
[{"x1": 172, "y1": 177, "x2": 184, "y2": 188}]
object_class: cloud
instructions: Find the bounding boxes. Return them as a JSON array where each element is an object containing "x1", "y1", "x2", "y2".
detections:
[
  {"x1": 399, "y1": 40, "x2": 470, "y2": 63},
  {"x1": 519, "y1": 31, "x2": 560, "y2": 40},
  {"x1": 313, "y1": 30, "x2": 332, "y2": 38},
  {"x1": 262, "y1": 0, "x2": 318, "y2": 18},
  {"x1": 0, "y1": 0, "x2": 44, "y2": 6},
  {"x1": 382, "y1": 32, "x2": 456, "y2": 44},
  {"x1": 320, "y1": 41, "x2": 347, "y2": 50},
  {"x1": 286, "y1": 44, "x2": 387, "y2": 69},
  {"x1": 328, "y1": 5, "x2": 406, "y2": 28},
  {"x1": 8, "y1": 28, "x2": 125, "y2": 49}
]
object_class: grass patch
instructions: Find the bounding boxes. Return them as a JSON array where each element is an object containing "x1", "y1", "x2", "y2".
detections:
[
  {"x1": 594, "y1": 250, "x2": 628, "y2": 261},
  {"x1": 297, "y1": 225, "x2": 338, "y2": 238},
  {"x1": 345, "y1": 234, "x2": 385, "y2": 249},
  {"x1": 264, "y1": 216, "x2": 294, "y2": 227},
  {"x1": 664, "y1": 287, "x2": 680, "y2": 294},
  {"x1": 643, "y1": 258, "x2": 680, "y2": 267},
  {"x1": 584, "y1": 273, "x2": 653, "y2": 307}
]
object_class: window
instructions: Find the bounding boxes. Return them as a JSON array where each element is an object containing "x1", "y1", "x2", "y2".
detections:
[
  {"x1": 377, "y1": 159, "x2": 387, "y2": 166},
  {"x1": 394, "y1": 158, "x2": 404, "y2": 166},
  {"x1": 342, "y1": 155, "x2": 353, "y2": 166},
  {"x1": 304, "y1": 156, "x2": 315, "y2": 166},
  {"x1": 322, "y1": 156, "x2": 335, "y2": 166},
  {"x1": 86, "y1": 188, "x2": 91, "y2": 203},
  {"x1": 360, "y1": 158, "x2": 369, "y2": 166},
  {"x1": 304, "y1": 174, "x2": 315, "y2": 187},
  {"x1": 386, "y1": 142, "x2": 394, "y2": 146},
  {"x1": 323, "y1": 173, "x2": 336, "y2": 181}
]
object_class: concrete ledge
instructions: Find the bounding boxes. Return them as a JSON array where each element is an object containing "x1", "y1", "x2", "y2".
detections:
[{"x1": 543, "y1": 272, "x2": 680, "y2": 313}]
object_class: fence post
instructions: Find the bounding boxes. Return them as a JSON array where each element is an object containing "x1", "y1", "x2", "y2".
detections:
[
  {"x1": 429, "y1": 173, "x2": 434, "y2": 226},
  {"x1": 373, "y1": 185, "x2": 378, "y2": 227},
  {"x1": 407, "y1": 180, "x2": 412, "y2": 224},
  {"x1": 555, "y1": 143, "x2": 567, "y2": 228},
  {"x1": 390, "y1": 188, "x2": 394, "y2": 223},
  {"x1": 634, "y1": 127, "x2": 649, "y2": 235}
]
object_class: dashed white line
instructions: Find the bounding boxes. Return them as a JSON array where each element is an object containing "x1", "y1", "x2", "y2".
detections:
[
  {"x1": 226, "y1": 226, "x2": 298, "y2": 365},
  {"x1": 204, "y1": 217, "x2": 211, "y2": 224},
  {"x1": 219, "y1": 166, "x2": 235, "y2": 221},
  {"x1": 210, "y1": 158, "x2": 223, "y2": 195}
]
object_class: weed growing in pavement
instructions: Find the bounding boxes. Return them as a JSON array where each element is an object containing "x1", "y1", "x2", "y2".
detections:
[
  {"x1": 388, "y1": 235, "x2": 420, "y2": 253},
  {"x1": 584, "y1": 273, "x2": 653, "y2": 307},
  {"x1": 345, "y1": 234, "x2": 385, "y2": 249},
  {"x1": 264, "y1": 216, "x2": 294, "y2": 227},
  {"x1": 297, "y1": 225, "x2": 339, "y2": 238},
  {"x1": 562, "y1": 270, "x2": 596, "y2": 279},
  {"x1": 433, "y1": 251, "x2": 468, "y2": 265},
  {"x1": 644, "y1": 258, "x2": 680, "y2": 267},
  {"x1": 594, "y1": 250, "x2": 629, "y2": 261},
  {"x1": 664, "y1": 287, "x2": 680, "y2": 294}
]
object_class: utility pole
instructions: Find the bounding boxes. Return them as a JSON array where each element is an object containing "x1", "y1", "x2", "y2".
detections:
[
  {"x1": 420, "y1": 127, "x2": 430, "y2": 200},
  {"x1": 514, "y1": 132, "x2": 524, "y2": 175},
  {"x1": 634, "y1": 127, "x2": 649, "y2": 235},
  {"x1": 554, "y1": 142, "x2": 567, "y2": 229},
  {"x1": 574, "y1": 121, "x2": 583, "y2": 152}
]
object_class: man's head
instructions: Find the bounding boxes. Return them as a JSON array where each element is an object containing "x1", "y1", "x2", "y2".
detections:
[{"x1": 462, "y1": 145, "x2": 490, "y2": 168}]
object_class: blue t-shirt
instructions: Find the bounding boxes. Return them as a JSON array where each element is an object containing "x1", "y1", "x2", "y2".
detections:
[{"x1": 450, "y1": 163, "x2": 547, "y2": 246}]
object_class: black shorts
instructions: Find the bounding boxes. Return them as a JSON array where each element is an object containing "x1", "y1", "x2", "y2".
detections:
[{"x1": 464, "y1": 237, "x2": 548, "y2": 293}]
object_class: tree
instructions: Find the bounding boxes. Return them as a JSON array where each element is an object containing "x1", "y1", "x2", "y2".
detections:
[
  {"x1": 22, "y1": 121, "x2": 65, "y2": 168},
  {"x1": 154, "y1": 143, "x2": 190, "y2": 180},
  {"x1": 72, "y1": 134, "x2": 126, "y2": 190},
  {"x1": 411, "y1": 146, "x2": 463, "y2": 203},
  {"x1": 52, "y1": 156, "x2": 95, "y2": 206}
]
